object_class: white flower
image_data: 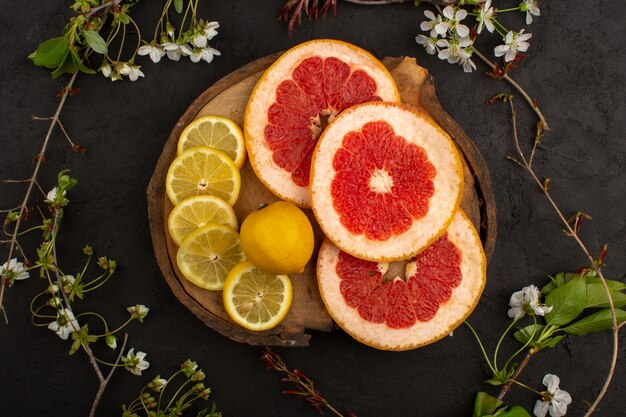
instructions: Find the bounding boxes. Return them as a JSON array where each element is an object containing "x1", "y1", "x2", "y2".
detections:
[
  {"x1": 150, "y1": 376, "x2": 168, "y2": 392},
  {"x1": 442, "y1": 6, "x2": 470, "y2": 38},
  {"x1": 459, "y1": 54, "x2": 476, "y2": 73},
  {"x1": 495, "y1": 30, "x2": 532, "y2": 62},
  {"x1": 49, "y1": 296, "x2": 62, "y2": 308},
  {"x1": 162, "y1": 42, "x2": 192, "y2": 61},
  {"x1": 127, "y1": 304, "x2": 150, "y2": 322},
  {"x1": 192, "y1": 33, "x2": 208, "y2": 48},
  {"x1": 119, "y1": 64, "x2": 145, "y2": 82},
  {"x1": 416, "y1": 34, "x2": 438, "y2": 55},
  {"x1": 105, "y1": 334, "x2": 117, "y2": 350},
  {"x1": 138, "y1": 43, "x2": 165, "y2": 64},
  {"x1": 48, "y1": 308, "x2": 80, "y2": 340},
  {"x1": 45, "y1": 187, "x2": 66, "y2": 204},
  {"x1": 122, "y1": 348, "x2": 150, "y2": 376},
  {"x1": 184, "y1": 46, "x2": 221, "y2": 64},
  {"x1": 533, "y1": 374, "x2": 572, "y2": 417},
  {"x1": 203, "y1": 21, "x2": 219, "y2": 40},
  {"x1": 100, "y1": 63, "x2": 112, "y2": 78},
  {"x1": 437, "y1": 36, "x2": 473, "y2": 64},
  {"x1": 477, "y1": 0, "x2": 495, "y2": 34},
  {"x1": 508, "y1": 284, "x2": 552, "y2": 319},
  {"x1": 0, "y1": 258, "x2": 30, "y2": 282},
  {"x1": 420, "y1": 10, "x2": 448, "y2": 37},
  {"x1": 521, "y1": 0, "x2": 541, "y2": 25}
]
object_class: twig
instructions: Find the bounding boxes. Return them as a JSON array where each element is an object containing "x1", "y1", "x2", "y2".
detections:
[
  {"x1": 85, "y1": 0, "x2": 121, "y2": 18},
  {"x1": 507, "y1": 98, "x2": 618, "y2": 416},
  {"x1": 0, "y1": 71, "x2": 79, "y2": 323},
  {"x1": 473, "y1": 48, "x2": 550, "y2": 131},
  {"x1": 88, "y1": 333, "x2": 129, "y2": 417},
  {"x1": 498, "y1": 350, "x2": 534, "y2": 400}
]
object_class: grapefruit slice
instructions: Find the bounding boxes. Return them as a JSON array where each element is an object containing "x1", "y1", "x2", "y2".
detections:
[
  {"x1": 245, "y1": 39, "x2": 401, "y2": 207},
  {"x1": 317, "y1": 210, "x2": 486, "y2": 351},
  {"x1": 310, "y1": 102, "x2": 463, "y2": 262}
]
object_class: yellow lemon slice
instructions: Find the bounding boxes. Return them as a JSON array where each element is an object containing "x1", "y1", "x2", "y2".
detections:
[
  {"x1": 176, "y1": 224, "x2": 246, "y2": 290},
  {"x1": 166, "y1": 147, "x2": 241, "y2": 206},
  {"x1": 178, "y1": 116, "x2": 246, "y2": 169},
  {"x1": 168, "y1": 196, "x2": 238, "y2": 246},
  {"x1": 222, "y1": 262, "x2": 292, "y2": 331}
]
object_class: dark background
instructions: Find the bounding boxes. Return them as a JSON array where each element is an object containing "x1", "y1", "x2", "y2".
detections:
[{"x1": 1, "y1": 1, "x2": 625, "y2": 416}]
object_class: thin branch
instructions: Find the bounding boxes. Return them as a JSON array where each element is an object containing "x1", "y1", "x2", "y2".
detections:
[
  {"x1": 56, "y1": 119, "x2": 81, "y2": 149},
  {"x1": 473, "y1": 48, "x2": 550, "y2": 131},
  {"x1": 88, "y1": 333, "x2": 129, "y2": 417},
  {"x1": 498, "y1": 350, "x2": 534, "y2": 400},
  {"x1": 85, "y1": 0, "x2": 121, "y2": 18},
  {"x1": 0, "y1": 71, "x2": 79, "y2": 323},
  {"x1": 507, "y1": 98, "x2": 619, "y2": 416}
]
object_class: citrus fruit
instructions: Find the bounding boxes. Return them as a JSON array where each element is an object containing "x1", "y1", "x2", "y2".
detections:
[
  {"x1": 317, "y1": 210, "x2": 486, "y2": 351},
  {"x1": 222, "y1": 262, "x2": 293, "y2": 331},
  {"x1": 166, "y1": 147, "x2": 241, "y2": 206},
  {"x1": 168, "y1": 195, "x2": 238, "y2": 246},
  {"x1": 239, "y1": 201, "x2": 314, "y2": 275},
  {"x1": 176, "y1": 224, "x2": 246, "y2": 290},
  {"x1": 178, "y1": 116, "x2": 246, "y2": 169},
  {"x1": 245, "y1": 39, "x2": 401, "y2": 208},
  {"x1": 310, "y1": 102, "x2": 463, "y2": 262}
]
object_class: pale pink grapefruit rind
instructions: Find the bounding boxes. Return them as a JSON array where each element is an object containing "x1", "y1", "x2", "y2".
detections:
[
  {"x1": 310, "y1": 102, "x2": 464, "y2": 262},
  {"x1": 244, "y1": 39, "x2": 401, "y2": 208},
  {"x1": 316, "y1": 210, "x2": 486, "y2": 351}
]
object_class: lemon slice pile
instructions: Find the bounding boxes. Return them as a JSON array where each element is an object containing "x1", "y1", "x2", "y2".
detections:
[{"x1": 168, "y1": 195, "x2": 238, "y2": 246}]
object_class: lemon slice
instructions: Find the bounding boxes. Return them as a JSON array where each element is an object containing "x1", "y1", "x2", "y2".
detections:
[
  {"x1": 166, "y1": 147, "x2": 241, "y2": 206},
  {"x1": 178, "y1": 116, "x2": 246, "y2": 169},
  {"x1": 168, "y1": 196, "x2": 238, "y2": 246},
  {"x1": 177, "y1": 224, "x2": 247, "y2": 290},
  {"x1": 222, "y1": 262, "x2": 292, "y2": 331}
]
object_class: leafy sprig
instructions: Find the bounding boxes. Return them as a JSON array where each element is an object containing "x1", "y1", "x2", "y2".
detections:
[{"x1": 121, "y1": 359, "x2": 221, "y2": 417}]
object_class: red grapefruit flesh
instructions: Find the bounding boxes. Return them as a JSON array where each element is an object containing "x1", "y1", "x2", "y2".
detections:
[
  {"x1": 317, "y1": 210, "x2": 486, "y2": 351},
  {"x1": 245, "y1": 39, "x2": 401, "y2": 207},
  {"x1": 311, "y1": 102, "x2": 464, "y2": 262}
]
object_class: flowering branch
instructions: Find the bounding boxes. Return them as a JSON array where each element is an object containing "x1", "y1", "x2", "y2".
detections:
[
  {"x1": 262, "y1": 348, "x2": 351, "y2": 417},
  {"x1": 0, "y1": 71, "x2": 79, "y2": 323},
  {"x1": 505, "y1": 97, "x2": 619, "y2": 416}
]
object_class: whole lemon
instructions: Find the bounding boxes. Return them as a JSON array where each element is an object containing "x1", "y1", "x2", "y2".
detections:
[{"x1": 240, "y1": 201, "x2": 314, "y2": 275}]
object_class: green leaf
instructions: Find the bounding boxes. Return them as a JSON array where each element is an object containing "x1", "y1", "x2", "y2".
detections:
[
  {"x1": 585, "y1": 282, "x2": 626, "y2": 308},
  {"x1": 563, "y1": 308, "x2": 626, "y2": 336},
  {"x1": 543, "y1": 334, "x2": 566, "y2": 348},
  {"x1": 84, "y1": 30, "x2": 108, "y2": 54},
  {"x1": 473, "y1": 392, "x2": 503, "y2": 417},
  {"x1": 33, "y1": 37, "x2": 70, "y2": 68},
  {"x1": 545, "y1": 275, "x2": 586, "y2": 326},
  {"x1": 497, "y1": 405, "x2": 532, "y2": 417},
  {"x1": 70, "y1": 47, "x2": 96, "y2": 75},
  {"x1": 513, "y1": 324, "x2": 545, "y2": 344},
  {"x1": 51, "y1": 50, "x2": 77, "y2": 79},
  {"x1": 174, "y1": 0, "x2": 184, "y2": 13}
]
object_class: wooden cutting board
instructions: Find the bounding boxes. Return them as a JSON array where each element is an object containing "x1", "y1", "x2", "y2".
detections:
[{"x1": 147, "y1": 54, "x2": 497, "y2": 347}]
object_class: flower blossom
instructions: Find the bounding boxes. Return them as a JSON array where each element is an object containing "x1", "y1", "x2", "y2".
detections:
[
  {"x1": 122, "y1": 348, "x2": 150, "y2": 376},
  {"x1": 48, "y1": 308, "x2": 80, "y2": 340},
  {"x1": 437, "y1": 36, "x2": 473, "y2": 64},
  {"x1": 533, "y1": 374, "x2": 572, "y2": 417},
  {"x1": 162, "y1": 42, "x2": 192, "y2": 61},
  {"x1": 415, "y1": 34, "x2": 438, "y2": 55},
  {"x1": 0, "y1": 258, "x2": 30, "y2": 283},
  {"x1": 520, "y1": 0, "x2": 541, "y2": 25},
  {"x1": 477, "y1": 0, "x2": 495, "y2": 34},
  {"x1": 442, "y1": 6, "x2": 470, "y2": 38},
  {"x1": 119, "y1": 64, "x2": 144, "y2": 82},
  {"x1": 45, "y1": 187, "x2": 66, "y2": 205},
  {"x1": 127, "y1": 304, "x2": 150, "y2": 322},
  {"x1": 184, "y1": 46, "x2": 221, "y2": 64},
  {"x1": 495, "y1": 29, "x2": 532, "y2": 62},
  {"x1": 508, "y1": 284, "x2": 552, "y2": 319},
  {"x1": 420, "y1": 10, "x2": 448, "y2": 37},
  {"x1": 138, "y1": 43, "x2": 166, "y2": 63},
  {"x1": 202, "y1": 21, "x2": 219, "y2": 40}
]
